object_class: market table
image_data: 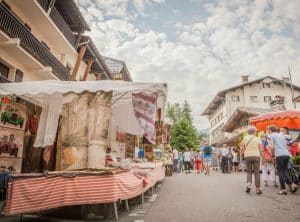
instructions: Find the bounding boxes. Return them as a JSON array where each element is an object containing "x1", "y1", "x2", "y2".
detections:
[{"x1": 2, "y1": 164, "x2": 165, "y2": 219}]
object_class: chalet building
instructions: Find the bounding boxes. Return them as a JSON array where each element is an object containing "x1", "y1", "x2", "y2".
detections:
[
  {"x1": 201, "y1": 75, "x2": 300, "y2": 146},
  {"x1": 0, "y1": 0, "x2": 112, "y2": 83},
  {"x1": 103, "y1": 57, "x2": 133, "y2": 82}
]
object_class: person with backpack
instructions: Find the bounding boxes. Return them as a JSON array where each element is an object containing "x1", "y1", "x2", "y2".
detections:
[{"x1": 201, "y1": 143, "x2": 215, "y2": 176}]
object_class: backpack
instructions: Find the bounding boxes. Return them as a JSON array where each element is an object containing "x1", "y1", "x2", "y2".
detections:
[{"x1": 203, "y1": 146, "x2": 212, "y2": 155}]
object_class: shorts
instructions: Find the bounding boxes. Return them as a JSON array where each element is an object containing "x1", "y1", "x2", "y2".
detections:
[
  {"x1": 233, "y1": 162, "x2": 239, "y2": 167},
  {"x1": 204, "y1": 158, "x2": 212, "y2": 166}
]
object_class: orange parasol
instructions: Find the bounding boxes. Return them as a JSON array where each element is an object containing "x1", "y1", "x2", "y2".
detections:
[{"x1": 249, "y1": 110, "x2": 300, "y2": 131}]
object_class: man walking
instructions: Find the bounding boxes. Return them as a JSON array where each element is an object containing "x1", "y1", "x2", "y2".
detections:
[
  {"x1": 183, "y1": 148, "x2": 192, "y2": 174},
  {"x1": 201, "y1": 143, "x2": 215, "y2": 176},
  {"x1": 221, "y1": 144, "x2": 229, "y2": 173},
  {"x1": 173, "y1": 147, "x2": 179, "y2": 173}
]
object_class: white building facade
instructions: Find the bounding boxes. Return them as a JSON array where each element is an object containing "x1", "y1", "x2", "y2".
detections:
[{"x1": 202, "y1": 76, "x2": 300, "y2": 145}]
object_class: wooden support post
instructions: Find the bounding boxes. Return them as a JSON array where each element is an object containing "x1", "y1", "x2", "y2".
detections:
[
  {"x1": 113, "y1": 202, "x2": 119, "y2": 221},
  {"x1": 141, "y1": 192, "x2": 144, "y2": 206},
  {"x1": 125, "y1": 199, "x2": 129, "y2": 212},
  {"x1": 82, "y1": 59, "x2": 93, "y2": 81},
  {"x1": 70, "y1": 45, "x2": 87, "y2": 81}
]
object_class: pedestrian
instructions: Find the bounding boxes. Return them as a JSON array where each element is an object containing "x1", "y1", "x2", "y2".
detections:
[
  {"x1": 178, "y1": 151, "x2": 184, "y2": 173},
  {"x1": 261, "y1": 134, "x2": 277, "y2": 187},
  {"x1": 183, "y1": 148, "x2": 192, "y2": 174},
  {"x1": 138, "y1": 147, "x2": 144, "y2": 158},
  {"x1": 201, "y1": 143, "x2": 215, "y2": 176},
  {"x1": 279, "y1": 127, "x2": 293, "y2": 149},
  {"x1": 266, "y1": 125, "x2": 298, "y2": 195},
  {"x1": 232, "y1": 148, "x2": 239, "y2": 172},
  {"x1": 173, "y1": 147, "x2": 179, "y2": 173},
  {"x1": 240, "y1": 126, "x2": 262, "y2": 194},
  {"x1": 221, "y1": 144, "x2": 229, "y2": 173},
  {"x1": 190, "y1": 149, "x2": 195, "y2": 170},
  {"x1": 228, "y1": 147, "x2": 233, "y2": 173},
  {"x1": 194, "y1": 149, "x2": 203, "y2": 173}
]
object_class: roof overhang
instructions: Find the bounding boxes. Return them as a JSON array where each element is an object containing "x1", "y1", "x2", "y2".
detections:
[
  {"x1": 223, "y1": 107, "x2": 272, "y2": 132},
  {"x1": 54, "y1": 0, "x2": 90, "y2": 32}
]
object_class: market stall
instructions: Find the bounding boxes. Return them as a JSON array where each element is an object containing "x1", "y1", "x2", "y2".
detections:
[
  {"x1": 0, "y1": 80, "x2": 167, "y2": 219},
  {"x1": 250, "y1": 109, "x2": 300, "y2": 156}
]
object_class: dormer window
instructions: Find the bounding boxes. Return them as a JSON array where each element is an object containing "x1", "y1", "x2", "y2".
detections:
[{"x1": 263, "y1": 83, "x2": 271, "y2": 88}]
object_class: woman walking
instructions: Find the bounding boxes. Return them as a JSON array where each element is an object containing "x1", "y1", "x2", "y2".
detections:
[
  {"x1": 266, "y1": 125, "x2": 298, "y2": 195},
  {"x1": 194, "y1": 149, "x2": 203, "y2": 173},
  {"x1": 241, "y1": 126, "x2": 262, "y2": 194}
]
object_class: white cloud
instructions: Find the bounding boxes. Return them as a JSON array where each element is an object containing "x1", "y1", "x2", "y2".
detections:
[{"x1": 77, "y1": 0, "x2": 300, "y2": 129}]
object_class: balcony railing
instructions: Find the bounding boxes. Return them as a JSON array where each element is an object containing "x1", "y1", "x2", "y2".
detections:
[
  {"x1": 37, "y1": 0, "x2": 76, "y2": 47},
  {"x1": 0, "y1": 75, "x2": 11, "y2": 83},
  {"x1": 0, "y1": 4, "x2": 70, "y2": 80},
  {"x1": 49, "y1": 7, "x2": 76, "y2": 47},
  {"x1": 36, "y1": 0, "x2": 50, "y2": 12}
]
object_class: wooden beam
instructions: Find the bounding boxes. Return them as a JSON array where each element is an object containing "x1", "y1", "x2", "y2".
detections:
[
  {"x1": 82, "y1": 59, "x2": 93, "y2": 81},
  {"x1": 70, "y1": 45, "x2": 87, "y2": 81}
]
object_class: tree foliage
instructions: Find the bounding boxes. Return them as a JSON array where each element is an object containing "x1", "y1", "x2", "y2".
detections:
[{"x1": 166, "y1": 101, "x2": 200, "y2": 151}]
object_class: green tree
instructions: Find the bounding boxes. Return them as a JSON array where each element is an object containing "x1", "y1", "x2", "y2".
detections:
[
  {"x1": 182, "y1": 100, "x2": 192, "y2": 123},
  {"x1": 166, "y1": 102, "x2": 182, "y2": 123},
  {"x1": 166, "y1": 101, "x2": 202, "y2": 151},
  {"x1": 170, "y1": 116, "x2": 199, "y2": 151}
]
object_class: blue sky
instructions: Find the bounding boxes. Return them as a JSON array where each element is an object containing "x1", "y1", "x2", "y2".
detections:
[{"x1": 77, "y1": 0, "x2": 300, "y2": 129}]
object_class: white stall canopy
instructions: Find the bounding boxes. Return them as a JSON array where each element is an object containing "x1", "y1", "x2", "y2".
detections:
[{"x1": 0, "y1": 80, "x2": 167, "y2": 147}]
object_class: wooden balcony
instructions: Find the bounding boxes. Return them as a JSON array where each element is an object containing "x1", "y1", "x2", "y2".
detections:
[
  {"x1": 0, "y1": 3, "x2": 70, "y2": 80},
  {"x1": 0, "y1": 75, "x2": 11, "y2": 83},
  {"x1": 37, "y1": 0, "x2": 76, "y2": 47}
]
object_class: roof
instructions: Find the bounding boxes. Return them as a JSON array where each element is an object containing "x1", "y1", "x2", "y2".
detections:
[
  {"x1": 103, "y1": 57, "x2": 133, "y2": 82},
  {"x1": 223, "y1": 107, "x2": 272, "y2": 132},
  {"x1": 54, "y1": 0, "x2": 90, "y2": 32},
  {"x1": 79, "y1": 36, "x2": 113, "y2": 80},
  {"x1": 201, "y1": 76, "x2": 300, "y2": 116},
  {"x1": 294, "y1": 96, "x2": 300, "y2": 102}
]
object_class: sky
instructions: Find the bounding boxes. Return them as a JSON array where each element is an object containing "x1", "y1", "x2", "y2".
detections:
[{"x1": 76, "y1": 0, "x2": 300, "y2": 129}]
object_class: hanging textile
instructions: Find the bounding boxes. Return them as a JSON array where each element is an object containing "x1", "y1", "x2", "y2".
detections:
[{"x1": 132, "y1": 93, "x2": 157, "y2": 144}]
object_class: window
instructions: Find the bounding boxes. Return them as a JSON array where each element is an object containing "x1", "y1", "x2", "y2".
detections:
[
  {"x1": 14, "y1": 69, "x2": 23, "y2": 82},
  {"x1": 263, "y1": 83, "x2": 271, "y2": 88},
  {"x1": 231, "y1": 95, "x2": 240, "y2": 102},
  {"x1": 0, "y1": 61, "x2": 9, "y2": 79},
  {"x1": 250, "y1": 96, "x2": 258, "y2": 102},
  {"x1": 264, "y1": 96, "x2": 272, "y2": 103}
]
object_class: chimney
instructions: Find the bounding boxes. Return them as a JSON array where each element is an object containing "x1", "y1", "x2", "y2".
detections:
[{"x1": 241, "y1": 75, "x2": 249, "y2": 83}]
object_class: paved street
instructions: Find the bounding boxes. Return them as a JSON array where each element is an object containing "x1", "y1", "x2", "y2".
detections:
[
  {"x1": 120, "y1": 171, "x2": 300, "y2": 222},
  {"x1": 1, "y1": 171, "x2": 299, "y2": 222}
]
